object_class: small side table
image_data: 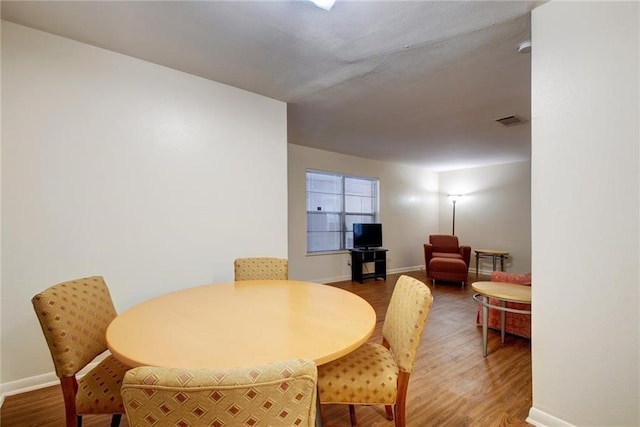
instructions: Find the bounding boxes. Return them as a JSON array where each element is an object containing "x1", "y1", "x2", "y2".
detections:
[
  {"x1": 475, "y1": 249, "x2": 509, "y2": 277},
  {"x1": 471, "y1": 281, "x2": 531, "y2": 356}
]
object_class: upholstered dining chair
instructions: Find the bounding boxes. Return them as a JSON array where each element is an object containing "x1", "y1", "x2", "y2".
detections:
[
  {"x1": 121, "y1": 359, "x2": 317, "y2": 427},
  {"x1": 234, "y1": 257, "x2": 288, "y2": 281},
  {"x1": 317, "y1": 275, "x2": 434, "y2": 427},
  {"x1": 31, "y1": 276, "x2": 129, "y2": 427}
]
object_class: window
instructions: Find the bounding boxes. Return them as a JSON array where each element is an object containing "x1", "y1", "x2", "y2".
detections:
[{"x1": 306, "y1": 170, "x2": 379, "y2": 253}]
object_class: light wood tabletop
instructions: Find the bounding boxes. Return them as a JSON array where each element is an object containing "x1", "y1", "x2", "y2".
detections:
[
  {"x1": 471, "y1": 281, "x2": 531, "y2": 302},
  {"x1": 106, "y1": 280, "x2": 376, "y2": 369},
  {"x1": 474, "y1": 249, "x2": 510, "y2": 256}
]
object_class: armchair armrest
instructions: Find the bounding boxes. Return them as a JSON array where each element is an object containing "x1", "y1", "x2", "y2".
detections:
[
  {"x1": 459, "y1": 245, "x2": 471, "y2": 267},
  {"x1": 424, "y1": 244, "x2": 434, "y2": 274}
]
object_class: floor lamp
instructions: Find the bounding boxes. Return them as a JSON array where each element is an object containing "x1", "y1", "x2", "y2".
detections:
[{"x1": 448, "y1": 194, "x2": 462, "y2": 235}]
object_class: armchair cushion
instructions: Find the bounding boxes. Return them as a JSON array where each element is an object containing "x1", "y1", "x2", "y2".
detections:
[
  {"x1": 429, "y1": 258, "x2": 468, "y2": 283},
  {"x1": 428, "y1": 235, "x2": 460, "y2": 252},
  {"x1": 432, "y1": 252, "x2": 463, "y2": 260}
]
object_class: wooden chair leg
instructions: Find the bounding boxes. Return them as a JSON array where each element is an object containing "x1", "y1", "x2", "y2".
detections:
[
  {"x1": 348, "y1": 404, "x2": 357, "y2": 426},
  {"x1": 60, "y1": 376, "x2": 79, "y2": 427},
  {"x1": 316, "y1": 389, "x2": 324, "y2": 427},
  {"x1": 394, "y1": 371, "x2": 411, "y2": 427},
  {"x1": 385, "y1": 405, "x2": 394, "y2": 420},
  {"x1": 110, "y1": 414, "x2": 122, "y2": 427}
]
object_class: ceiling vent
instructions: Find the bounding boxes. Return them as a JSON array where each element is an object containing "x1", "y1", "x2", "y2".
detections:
[{"x1": 495, "y1": 115, "x2": 526, "y2": 127}]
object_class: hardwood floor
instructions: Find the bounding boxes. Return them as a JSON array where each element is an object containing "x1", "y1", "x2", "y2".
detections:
[{"x1": 1, "y1": 270, "x2": 532, "y2": 427}]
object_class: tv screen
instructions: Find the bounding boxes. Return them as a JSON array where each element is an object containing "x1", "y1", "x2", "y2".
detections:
[{"x1": 353, "y1": 223, "x2": 382, "y2": 249}]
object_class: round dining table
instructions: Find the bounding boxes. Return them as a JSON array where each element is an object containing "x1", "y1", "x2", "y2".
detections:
[{"x1": 106, "y1": 279, "x2": 376, "y2": 370}]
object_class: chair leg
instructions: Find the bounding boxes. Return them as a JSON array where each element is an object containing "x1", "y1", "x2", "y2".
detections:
[
  {"x1": 394, "y1": 371, "x2": 411, "y2": 427},
  {"x1": 60, "y1": 377, "x2": 79, "y2": 427},
  {"x1": 110, "y1": 414, "x2": 122, "y2": 427},
  {"x1": 315, "y1": 389, "x2": 324, "y2": 427},
  {"x1": 348, "y1": 404, "x2": 357, "y2": 426},
  {"x1": 385, "y1": 405, "x2": 394, "y2": 420}
]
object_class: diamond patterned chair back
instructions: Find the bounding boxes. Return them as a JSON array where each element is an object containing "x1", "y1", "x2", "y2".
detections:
[
  {"x1": 31, "y1": 276, "x2": 128, "y2": 427},
  {"x1": 121, "y1": 359, "x2": 317, "y2": 426},
  {"x1": 382, "y1": 274, "x2": 434, "y2": 373},
  {"x1": 234, "y1": 257, "x2": 289, "y2": 281},
  {"x1": 317, "y1": 275, "x2": 433, "y2": 427}
]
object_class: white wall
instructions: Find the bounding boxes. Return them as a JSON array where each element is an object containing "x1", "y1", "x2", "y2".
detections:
[
  {"x1": 0, "y1": 18, "x2": 3, "y2": 406},
  {"x1": 1, "y1": 22, "x2": 288, "y2": 389},
  {"x1": 439, "y1": 161, "x2": 531, "y2": 274},
  {"x1": 529, "y1": 2, "x2": 639, "y2": 426},
  {"x1": 288, "y1": 144, "x2": 439, "y2": 283}
]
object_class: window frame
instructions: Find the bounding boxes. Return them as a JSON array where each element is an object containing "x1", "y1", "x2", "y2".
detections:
[{"x1": 306, "y1": 169, "x2": 380, "y2": 254}]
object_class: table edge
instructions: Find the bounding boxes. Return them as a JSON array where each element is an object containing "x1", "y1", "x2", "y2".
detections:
[{"x1": 470, "y1": 281, "x2": 531, "y2": 303}]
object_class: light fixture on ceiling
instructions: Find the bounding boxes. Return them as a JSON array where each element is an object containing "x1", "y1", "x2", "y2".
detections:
[
  {"x1": 309, "y1": 0, "x2": 336, "y2": 11},
  {"x1": 518, "y1": 41, "x2": 532, "y2": 54}
]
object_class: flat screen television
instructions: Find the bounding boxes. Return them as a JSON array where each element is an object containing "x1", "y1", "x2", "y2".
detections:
[{"x1": 353, "y1": 223, "x2": 383, "y2": 249}]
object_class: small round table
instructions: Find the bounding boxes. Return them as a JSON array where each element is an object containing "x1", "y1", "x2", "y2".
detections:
[
  {"x1": 471, "y1": 281, "x2": 531, "y2": 356},
  {"x1": 474, "y1": 248, "x2": 510, "y2": 276}
]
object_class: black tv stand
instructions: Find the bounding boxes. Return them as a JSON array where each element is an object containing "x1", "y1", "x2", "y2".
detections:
[{"x1": 350, "y1": 248, "x2": 388, "y2": 284}]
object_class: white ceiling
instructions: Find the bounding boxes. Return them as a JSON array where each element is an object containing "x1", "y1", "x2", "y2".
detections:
[{"x1": 1, "y1": 0, "x2": 542, "y2": 171}]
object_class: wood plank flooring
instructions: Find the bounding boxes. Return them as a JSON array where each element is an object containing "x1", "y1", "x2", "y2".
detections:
[{"x1": 1, "y1": 270, "x2": 532, "y2": 427}]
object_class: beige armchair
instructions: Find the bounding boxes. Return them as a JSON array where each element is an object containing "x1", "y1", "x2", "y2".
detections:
[
  {"x1": 234, "y1": 257, "x2": 288, "y2": 281},
  {"x1": 31, "y1": 276, "x2": 128, "y2": 427},
  {"x1": 122, "y1": 359, "x2": 317, "y2": 426},
  {"x1": 317, "y1": 275, "x2": 434, "y2": 427}
]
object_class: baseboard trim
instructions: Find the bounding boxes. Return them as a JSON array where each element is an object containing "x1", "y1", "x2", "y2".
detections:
[
  {"x1": 471, "y1": 267, "x2": 495, "y2": 277},
  {"x1": 2, "y1": 371, "x2": 60, "y2": 397},
  {"x1": 311, "y1": 265, "x2": 424, "y2": 285},
  {"x1": 1, "y1": 356, "x2": 105, "y2": 400},
  {"x1": 313, "y1": 274, "x2": 351, "y2": 284},
  {"x1": 390, "y1": 265, "x2": 424, "y2": 274},
  {"x1": 527, "y1": 407, "x2": 576, "y2": 427},
  {"x1": 363, "y1": 265, "x2": 496, "y2": 282}
]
